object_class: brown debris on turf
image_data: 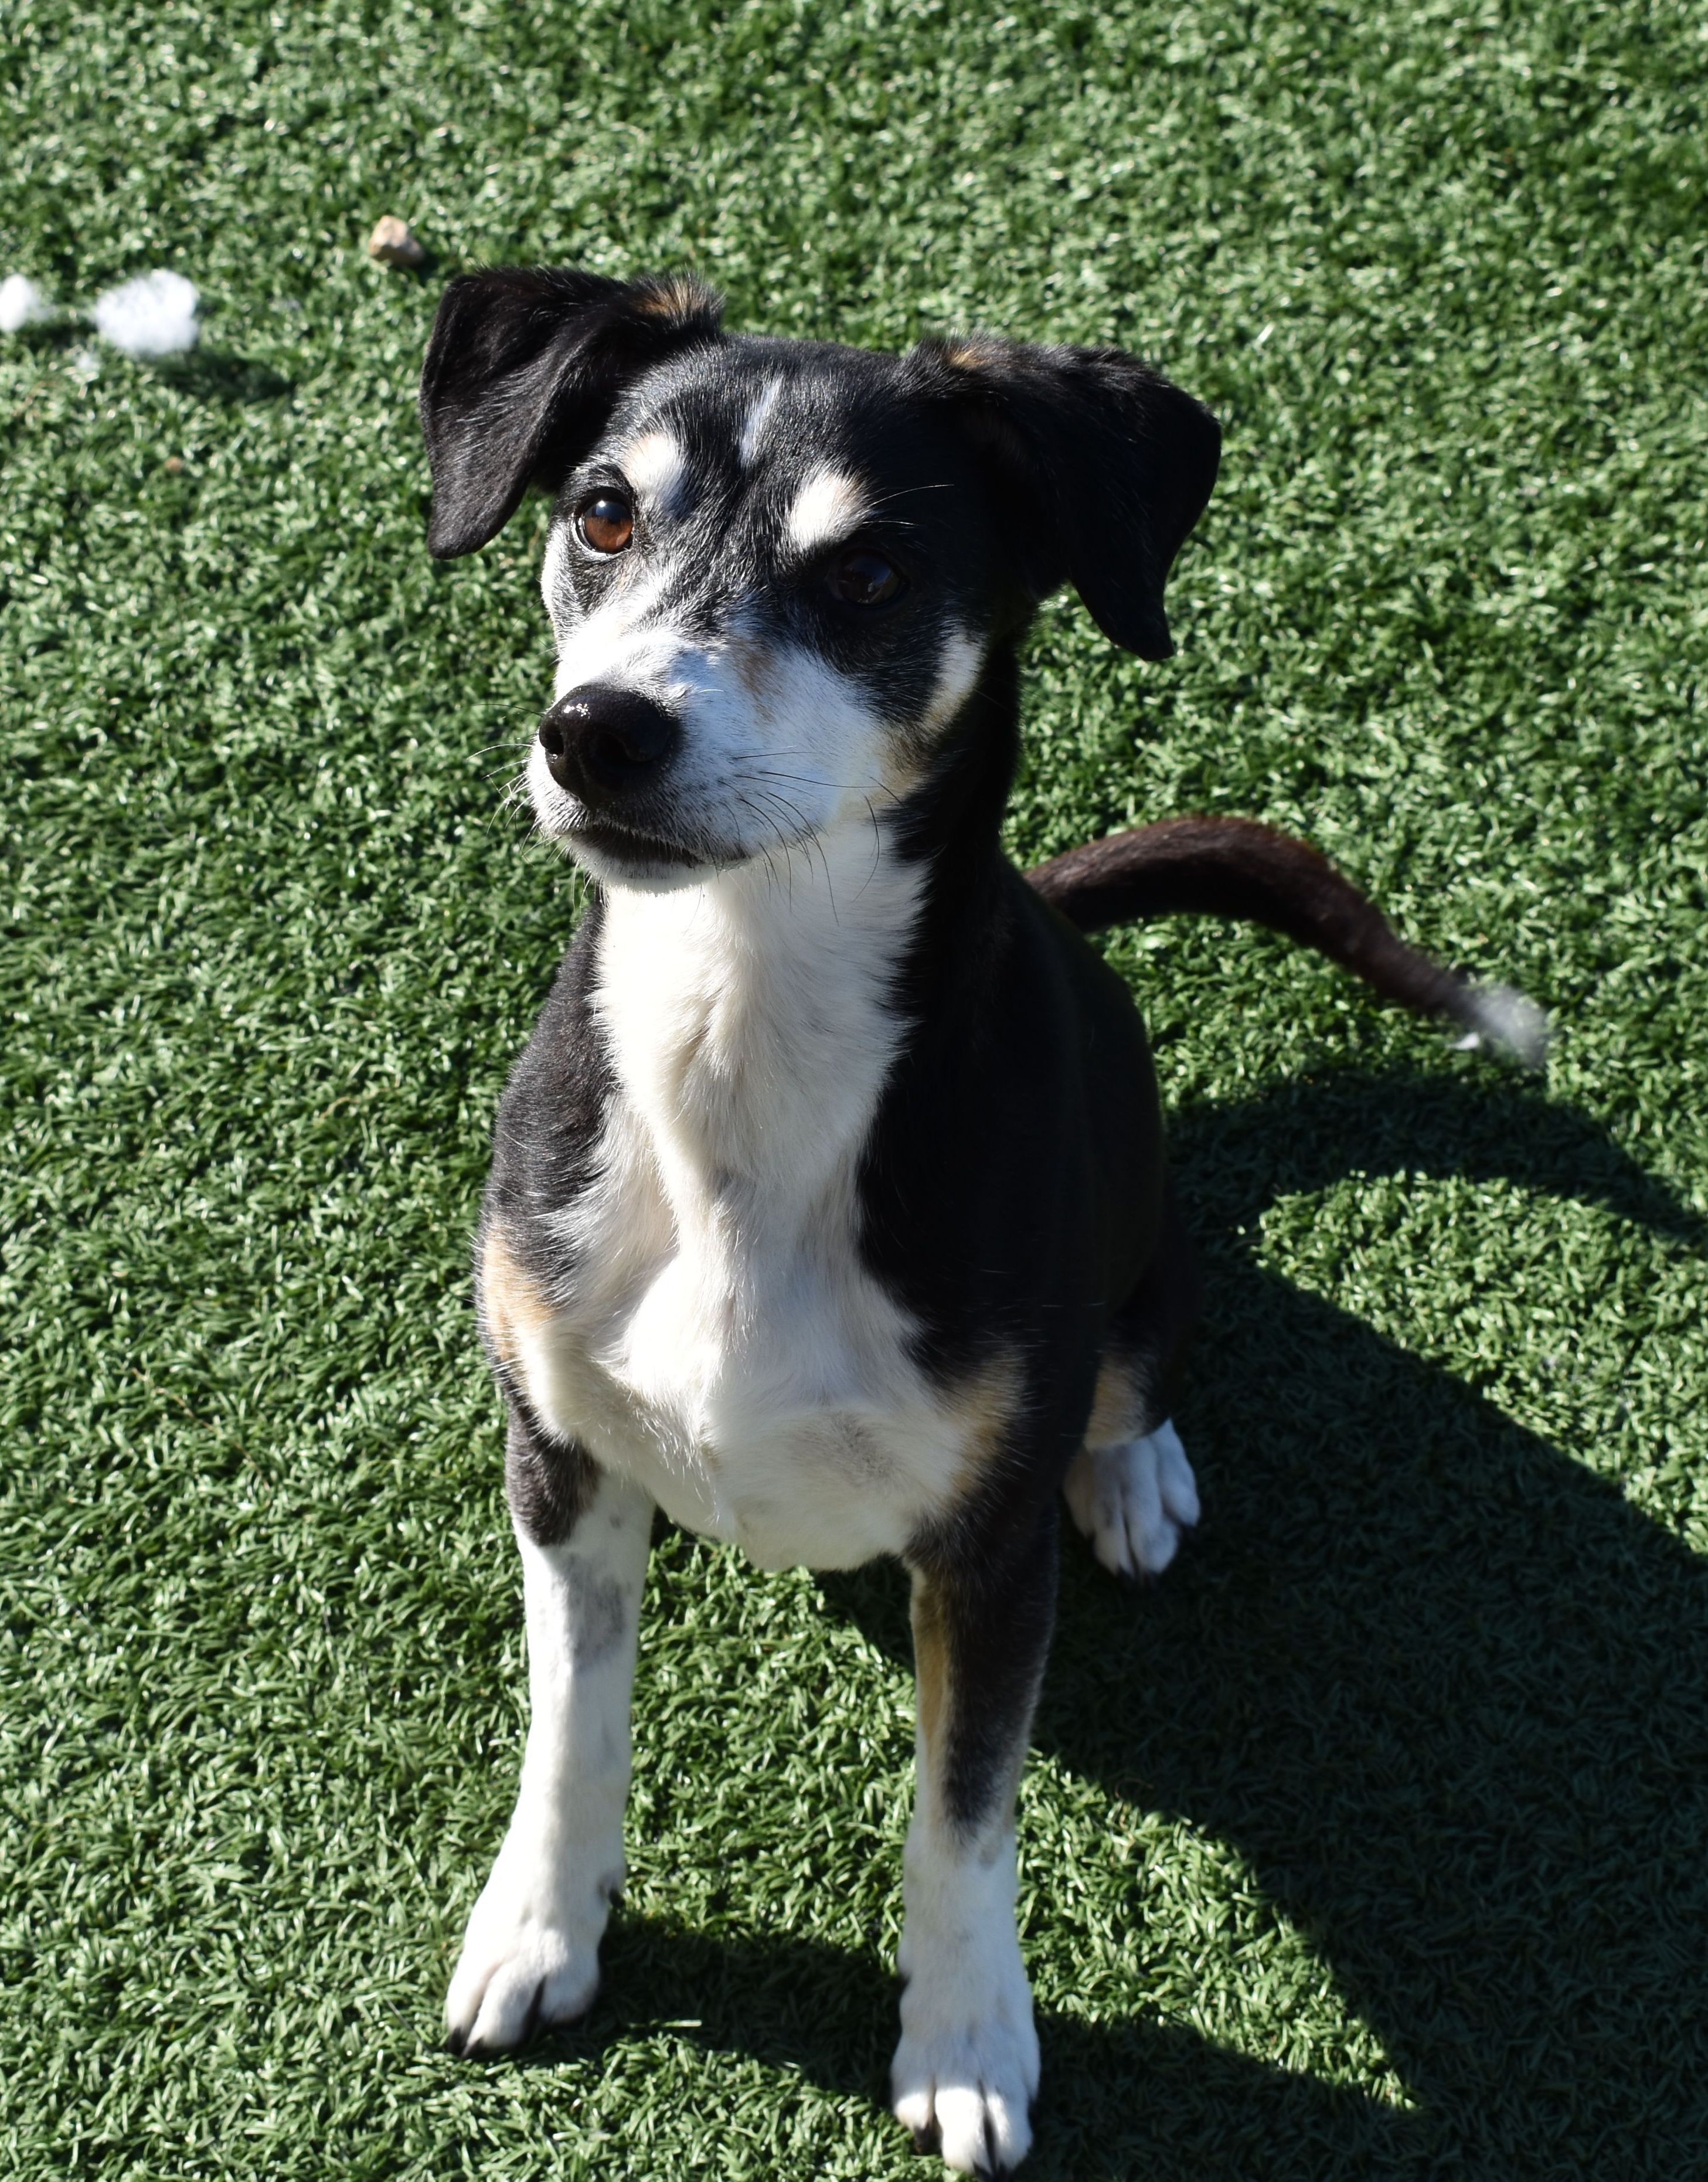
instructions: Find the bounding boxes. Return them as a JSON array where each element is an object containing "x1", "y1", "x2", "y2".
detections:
[{"x1": 367, "y1": 215, "x2": 426, "y2": 268}]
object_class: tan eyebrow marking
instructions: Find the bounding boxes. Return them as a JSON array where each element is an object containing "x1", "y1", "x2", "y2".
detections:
[
  {"x1": 739, "y1": 375, "x2": 784, "y2": 466},
  {"x1": 784, "y1": 466, "x2": 870, "y2": 553},
  {"x1": 619, "y1": 429, "x2": 689, "y2": 514}
]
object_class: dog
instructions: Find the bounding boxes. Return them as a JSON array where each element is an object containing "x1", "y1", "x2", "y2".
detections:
[{"x1": 417, "y1": 268, "x2": 1544, "y2": 2174}]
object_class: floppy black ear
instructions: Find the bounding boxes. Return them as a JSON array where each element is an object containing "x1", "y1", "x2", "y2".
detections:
[
  {"x1": 912, "y1": 335, "x2": 1220, "y2": 660},
  {"x1": 419, "y1": 267, "x2": 724, "y2": 559}
]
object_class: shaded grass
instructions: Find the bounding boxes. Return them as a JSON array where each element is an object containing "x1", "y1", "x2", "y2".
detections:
[{"x1": 2, "y1": 0, "x2": 1706, "y2": 2174}]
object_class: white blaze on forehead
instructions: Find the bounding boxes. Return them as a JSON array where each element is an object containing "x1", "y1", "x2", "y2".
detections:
[
  {"x1": 620, "y1": 428, "x2": 688, "y2": 512},
  {"x1": 550, "y1": 565, "x2": 679, "y2": 698},
  {"x1": 785, "y1": 466, "x2": 869, "y2": 553},
  {"x1": 738, "y1": 375, "x2": 784, "y2": 466}
]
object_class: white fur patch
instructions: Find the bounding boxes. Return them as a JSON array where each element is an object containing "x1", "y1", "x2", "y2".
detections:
[
  {"x1": 620, "y1": 427, "x2": 688, "y2": 514},
  {"x1": 1451, "y1": 981, "x2": 1549, "y2": 1069},
  {"x1": 542, "y1": 560, "x2": 678, "y2": 689},
  {"x1": 1063, "y1": 1418, "x2": 1199, "y2": 1577},
  {"x1": 738, "y1": 375, "x2": 784, "y2": 465},
  {"x1": 445, "y1": 1469, "x2": 653, "y2": 2052},
  {"x1": 893, "y1": 1812, "x2": 1039, "y2": 2173},
  {"x1": 503, "y1": 823, "x2": 991, "y2": 1571},
  {"x1": 538, "y1": 522, "x2": 571, "y2": 630},
  {"x1": 530, "y1": 574, "x2": 938, "y2": 880},
  {"x1": 785, "y1": 465, "x2": 869, "y2": 553},
  {"x1": 925, "y1": 629, "x2": 984, "y2": 732},
  {"x1": 92, "y1": 270, "x2": 199, "y2": 357}
]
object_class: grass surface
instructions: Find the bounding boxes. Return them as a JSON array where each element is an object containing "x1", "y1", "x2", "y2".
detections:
[{"x1": 4, "y1": 1, "x2": 1707, "y2": 2175}]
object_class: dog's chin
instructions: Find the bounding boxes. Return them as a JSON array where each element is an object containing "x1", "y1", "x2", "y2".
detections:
[
  {"x1": 538, "y1": 794, "x2": 830, "y2": 895},
  {"x1": 557, "y1": 813, "x2": 745, "y2": 894}
]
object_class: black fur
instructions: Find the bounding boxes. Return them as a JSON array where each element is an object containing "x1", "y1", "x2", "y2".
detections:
[
  {"x1": 910, "y1": 1507, "x2": 1061, "y2": 1835},
  {"x1": 421, "y1": 268, "x2": 723, "y2": 558},
  {"x1": 480, "y1": 894, "x2": 613, "y2": 1279},
  {"x1": 504, "y1": 1410, "x2": 596, "y2": 1549},
  {"x1": 907, "y1": 334, "x2": 1222, "y2": 659}
]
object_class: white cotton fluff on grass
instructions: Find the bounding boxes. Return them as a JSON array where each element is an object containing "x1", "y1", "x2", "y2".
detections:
[
  {"x1": 0, "y1": 273, "x2": 54, "y2": 332},
  {"x1": 92, "y1": 270, "x2": 200, "y2": 356}
]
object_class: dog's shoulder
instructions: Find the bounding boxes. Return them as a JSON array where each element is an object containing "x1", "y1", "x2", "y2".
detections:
[
  {"x1": 858, "y1": 851, "x2": 1165, "y2": 1388},
  {"x1": 484, "y1": 895, "x2": 614, "y2": 1239}
]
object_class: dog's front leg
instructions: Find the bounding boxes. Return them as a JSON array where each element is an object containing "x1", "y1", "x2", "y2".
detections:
[
  {"x1": 892, "y1": 1509, "x2": 1056, "y2": 2174},
  {"x1": 446, "y1": 1412, "x2": 652, "y2": 2055}
]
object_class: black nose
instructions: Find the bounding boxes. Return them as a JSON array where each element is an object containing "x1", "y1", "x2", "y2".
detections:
[{"x1": 537, "y1": 685, "x2": 679, "y2": 804}]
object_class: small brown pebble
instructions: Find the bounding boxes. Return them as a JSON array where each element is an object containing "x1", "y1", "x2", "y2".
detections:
[
  {"x1": 368, "y1": 215, "x2": 426, "y2": 268},
  {"x1": 164, "y1": 456, "x2": 183, "y2": 474}
]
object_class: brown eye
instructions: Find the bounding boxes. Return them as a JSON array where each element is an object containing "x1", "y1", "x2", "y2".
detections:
[
  {"x1": 828, "y1": 548, "x2": 904, "y2": 608},
  {"x1": 577, "y1": 492, "x2": 634, "y2": 555}
]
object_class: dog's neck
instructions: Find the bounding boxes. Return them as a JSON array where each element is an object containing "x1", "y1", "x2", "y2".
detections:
[
  {"x1": 586, "y1": 655, "x2": 1022, "y2": 1232},
  {"x1": 591, "y1": 810, "x2": 927, "y2": 1219}
]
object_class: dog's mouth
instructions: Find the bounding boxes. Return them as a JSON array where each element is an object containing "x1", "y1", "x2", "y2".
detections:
[
  {"x1": 537, "y1": 760, "x2": 832, "y2": 884},
  {"x1": 563, "y1": 810, "x2": 723, "y2": 875}
]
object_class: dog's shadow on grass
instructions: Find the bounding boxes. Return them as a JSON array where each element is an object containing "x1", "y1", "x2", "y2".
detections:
[
  {"x1": 534, "y1": 1072, "x2": 1708, "y2": 2177},
  {"x1": 579, "y1": 1918, "x2": 1420, "y2": 2179},
  {"x1": 155, "y1": 349, "x2": 293, "y2": 404}
]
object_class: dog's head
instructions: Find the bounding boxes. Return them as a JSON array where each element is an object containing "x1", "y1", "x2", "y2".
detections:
[{"x1": 421, "y1": 268, "x2": 1219, "y2": 888}]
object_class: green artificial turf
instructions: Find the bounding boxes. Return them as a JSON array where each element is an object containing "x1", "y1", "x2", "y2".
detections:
[{"x1": 4, "y1": 1, "x2": 1707, "y2": 2174}]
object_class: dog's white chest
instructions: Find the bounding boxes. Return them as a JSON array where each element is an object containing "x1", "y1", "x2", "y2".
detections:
[
  {"x1": 546, "y1": 1172, "x2": 965, "y2": 1569},
  {"x1": 508, "y1": 847, "x2": 978, "y2": 1570}
]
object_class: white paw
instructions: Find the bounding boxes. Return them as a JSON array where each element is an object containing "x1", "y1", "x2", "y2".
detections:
[
  {"x1": 891, "y1": 1947, "x2": 1039, "y2": 2173},
  {"x1": 1063, "y1": 1417, "x2": 1199, "y2": 1578},
  {"x1": 444, "y1": 1831, "x2": 615, "y2": 2055}
]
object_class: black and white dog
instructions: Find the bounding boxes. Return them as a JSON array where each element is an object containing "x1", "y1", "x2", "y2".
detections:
[{"x1": 419, "y1": 270, "x2": 1543, "y2": 2174}]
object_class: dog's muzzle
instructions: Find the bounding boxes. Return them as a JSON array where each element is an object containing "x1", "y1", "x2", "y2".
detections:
[{"x1": 537, "y1": 685, "x2": 680, "y2": 811}]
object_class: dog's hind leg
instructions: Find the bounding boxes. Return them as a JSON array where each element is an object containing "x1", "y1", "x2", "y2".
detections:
[
  {"x1": 1064, "y1": 1182, "x2": 1203, "y2": 1579},
  {"x1": 892, "y1": 1508, "x2": 1056, "y2": 2174},
  {"x1": 445, "y1": 1411, "x2": 653, "y2": 2055}
]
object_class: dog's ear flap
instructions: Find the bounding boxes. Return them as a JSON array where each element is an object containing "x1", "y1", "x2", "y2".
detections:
[
  {"x1": 913, "y1": 336, "x2": 1220, "y2": 660},
  {"x1": 420, "y1": 267, "x2": 724, "y2": 559}
]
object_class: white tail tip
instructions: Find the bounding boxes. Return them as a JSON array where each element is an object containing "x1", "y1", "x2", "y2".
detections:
[{"x1": 1451, "y1": 981, "x2": 1550, "y2": 1069}]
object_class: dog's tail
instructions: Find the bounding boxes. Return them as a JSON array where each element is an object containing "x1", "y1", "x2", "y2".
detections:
[{"x1": 1027, "y1": 815, "x2": 1547, "y2": 1067}]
